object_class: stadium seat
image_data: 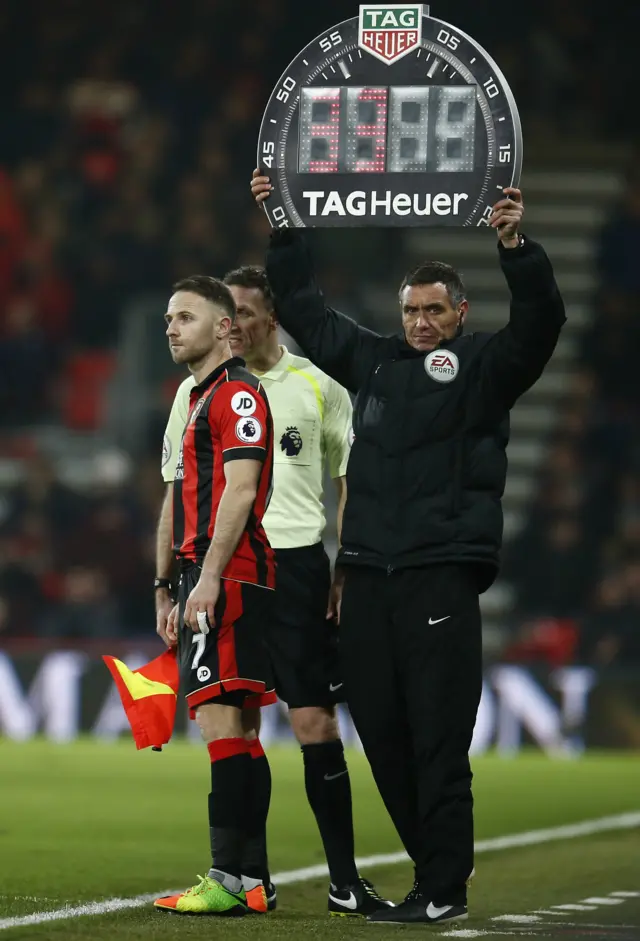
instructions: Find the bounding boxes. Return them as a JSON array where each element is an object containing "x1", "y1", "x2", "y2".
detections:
[{"x1": 61, "y1": 351, "x2": 116, "y2": 430}]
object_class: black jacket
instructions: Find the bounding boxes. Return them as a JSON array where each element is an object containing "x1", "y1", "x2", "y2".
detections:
[{"x1": 266, "y1": 230, "x2": 566, "y2": 591}]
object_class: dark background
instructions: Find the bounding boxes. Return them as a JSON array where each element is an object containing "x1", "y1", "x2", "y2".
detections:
[{"x1": 0, "y1": 0, "x2": 637, "y2": 694}]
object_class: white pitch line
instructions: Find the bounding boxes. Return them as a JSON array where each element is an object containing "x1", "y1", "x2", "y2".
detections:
[
  {"x1": 553, "y1": 903, "x2": 598, "y2": 911},
  {"x1": 443, "y1": 932, "x2": 498, "y2": 938},
  {"x1": 1, "y1": 811, "x2": 638, "y2": 931},
  {"x1": 480, "y1": 894, "x2": 640, "y2": 937},
  {"x1": 531, "y1": 909, "x2": 570, "y2": 915},
  {"x1": 0, "y1": 894, "x2": 171, "y2": 929},
  {"x1": 443, "y1": 932, "x2": 538, "y2": 938},
  {"x1": 0, "y1": 897, "x2": 60, "y2": 903},
  {"x1": 443, "y1": 932, "x2": 490, "y2": 939},
  {"x1": 551, "y1": 902, "x2": 598, "y2": 912},
  {"x1": 582, "y1": 896, "x2": 625, "y2": 905}
]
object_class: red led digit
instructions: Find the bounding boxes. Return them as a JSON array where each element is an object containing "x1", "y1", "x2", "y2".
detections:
[
  {"x1": 308, "y1": 95, "x2": 340, "y2": 172},
  {"x1": 345, "y1": 87, "x2": 388, "y2": 173},
  {"x1": 298, "y1": 88, "x2": 341, "y2": 173}
]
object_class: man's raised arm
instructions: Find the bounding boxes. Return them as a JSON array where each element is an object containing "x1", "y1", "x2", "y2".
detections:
[
  {"x1": 254, "y1": 170, "x2": 383, "y2": 394},
  {"x1": 477, "y1": 187, "x2": 566, "y2": 409}
]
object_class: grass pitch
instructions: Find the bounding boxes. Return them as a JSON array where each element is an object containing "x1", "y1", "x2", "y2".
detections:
[{"x1": 0, "y1": 740, "x2": 638, "y2": 939}]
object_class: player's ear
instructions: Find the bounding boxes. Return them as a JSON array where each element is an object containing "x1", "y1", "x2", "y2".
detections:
[
  {"x1": 217, "y1": 314, "x2": 233, "y2": 339},
  {"x1": 458, "y1": 299, "x2": 469, "y2": 326}
]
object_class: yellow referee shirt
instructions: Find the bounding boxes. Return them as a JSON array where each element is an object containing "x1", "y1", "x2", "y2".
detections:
[{"x1": 162, "y1": 347, "x2": 352, "y2": 549}]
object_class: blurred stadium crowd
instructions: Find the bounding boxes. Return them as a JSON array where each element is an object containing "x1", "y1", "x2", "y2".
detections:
[
  {"x1": 503, "y1": 175, "x2": 640, "y2": 668},
  {"x1": 0, "y1": 0, "x2": 638, "y2": 660}
]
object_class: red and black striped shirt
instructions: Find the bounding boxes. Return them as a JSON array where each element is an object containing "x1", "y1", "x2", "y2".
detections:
[{"x1": 172, "y1": 357, "x2": 275, "y2": 589}]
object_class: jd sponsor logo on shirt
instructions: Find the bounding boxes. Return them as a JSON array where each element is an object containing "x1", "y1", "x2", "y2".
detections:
[
  {"x1": 197, "y1": 666, "x2": 211, "y2": 682},
  {"x1": 236, "y1": 416, "x2": 262, "y2": 443},
  {"x1": 425, "y1": 349, "x2": 459, "y2": 383},
  {"x1": 280, "y1": 425, "x2": 303, "y2": 456},
  {"x1": 231, "y1": 391, "x2": 256, "y2": 416}
]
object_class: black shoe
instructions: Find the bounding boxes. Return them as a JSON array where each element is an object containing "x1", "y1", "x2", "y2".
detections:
[
  {"x1": 329, "y1": 876, "x2": 394, "y2": 917},
  {"x1": 265, "y1": 882, "x2": 277, "y2": 912},
  {"x1": 367, "y1": 888, "x2": 467, "y2": 925}
]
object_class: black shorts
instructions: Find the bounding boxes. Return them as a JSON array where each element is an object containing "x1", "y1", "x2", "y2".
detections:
[
  {"x1": 267, "y1": 542, "x2": 343, "y2": 709},
  {"x1": 177, "y1": 566, "x2": 276, "y2": 719}
]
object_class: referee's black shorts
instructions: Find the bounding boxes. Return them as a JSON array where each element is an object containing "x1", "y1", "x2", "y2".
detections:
[{"x1": 267, "y1": 542, "x2": 343, "y2": 709}]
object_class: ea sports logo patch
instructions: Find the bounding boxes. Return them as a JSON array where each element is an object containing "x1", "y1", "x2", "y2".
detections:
[
  {"x1": 231, "y1": 391, "x2": 256, "y2": 416},
  {"x1": 236, "y1": 416, "x2": 262, "y2": 443},
  {"x1": 425, "y1": 349, "x2": 459, "y2": 383}
]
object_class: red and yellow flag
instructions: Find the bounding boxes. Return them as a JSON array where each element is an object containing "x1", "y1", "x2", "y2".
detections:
[{"x1": 102, "y1": 648, "x2": 179, "y2": 750}]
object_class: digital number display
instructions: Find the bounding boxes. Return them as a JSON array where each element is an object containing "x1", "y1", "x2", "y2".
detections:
[
  {"x1": 258, "y1": 10, "x2": 522, "y2": 227},
  {"x1": 345, "y1": 87, "x2": 387, "y2": 172},
  {"x1": 297, "y1": 88, "x2": 340, "y2": 172},
  {"x1": 298, "y1": 85, "x2": 477, "y2": 173}
]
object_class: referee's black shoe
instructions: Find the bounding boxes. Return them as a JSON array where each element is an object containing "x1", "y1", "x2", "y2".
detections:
[
  {"x1": 367, "y1": 881, "x2": 467, "y2": 925},
  {"x1": 328, "y1": 877, "x2": 394, "y2": 917}
]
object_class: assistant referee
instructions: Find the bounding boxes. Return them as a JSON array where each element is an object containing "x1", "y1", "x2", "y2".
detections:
[{"x1": 252, "y1": 173, "x2": 566, "y2": 926}]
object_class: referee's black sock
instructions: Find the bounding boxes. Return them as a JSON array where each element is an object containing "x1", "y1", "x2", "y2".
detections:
[
  {"x1": 242, "y1": 737, "x2": 272, "y2": 883},
  {"x1": 301, "y1": 740, "x2": 358, "y2": 888},
  {"x1": 207, "y1": 738, "x2": 251, "y2": 887}
]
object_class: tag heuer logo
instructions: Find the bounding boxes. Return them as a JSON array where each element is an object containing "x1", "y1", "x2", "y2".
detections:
[{"x1": 359, "y1": 4, "x2": 423, "y2": 64}]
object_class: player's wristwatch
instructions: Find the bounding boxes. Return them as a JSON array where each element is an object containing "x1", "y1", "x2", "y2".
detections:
[
  {"x1": 154, "y1": 577, "x2": 173, "y2": 593},
  {"x1": 503, "y1": 233, "x2": 524, "y2": 249}
]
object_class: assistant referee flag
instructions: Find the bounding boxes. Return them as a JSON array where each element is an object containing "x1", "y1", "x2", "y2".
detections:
[{"x1": 103, "y1": 649, "x2": 179, "y2": 750}]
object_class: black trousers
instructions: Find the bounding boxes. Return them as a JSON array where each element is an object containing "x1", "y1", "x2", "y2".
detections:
[{"x1": 339, "y1": 563, "x2": 483, "y2": 906}]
